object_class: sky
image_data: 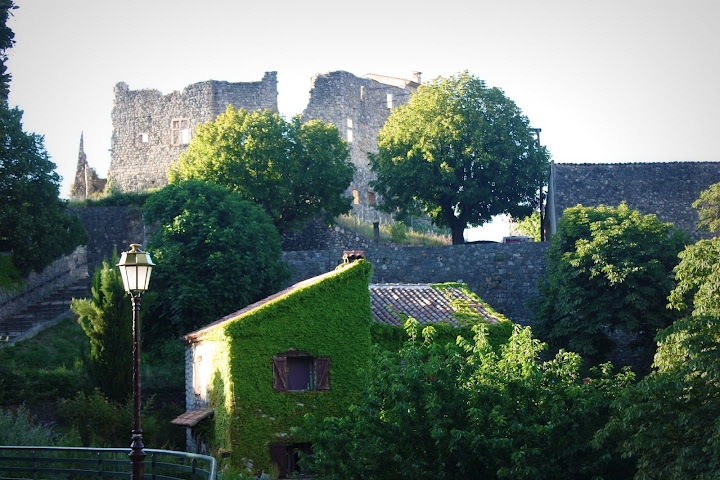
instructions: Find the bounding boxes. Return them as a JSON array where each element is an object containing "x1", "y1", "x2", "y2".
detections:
[{"x1": 5, "y1": 0, "x2": 720, "y2": 241}]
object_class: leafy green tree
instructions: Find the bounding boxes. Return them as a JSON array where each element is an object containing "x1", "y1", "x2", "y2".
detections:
[
  {"x1": 692, "y1": 181, "x2": 720, "y2": 233},
  {"x1": 598, "y1": 312, "x2": 720, "y2": 478},
  {"x1": 0, "y1": 0, "x2": 86, "y2": 283},
  {"x1": 533, "y1": 203, "x2": 689, "y2": 368},
  {"x1": 143, "y1": 180, "x2": 290, "y2": 339},
  {"x1": 71, "y1": 252, "x2": 132, "y2": 402},
  {"x1": 168, "y1": 107, "x2": 355, "y2": 234},
  {"x1": 511, "y1": 210, "x2": 541, "y2": 241},
  {"x1": 0, "y1": 104, "x2": 87, "y2": 282},
  {"x1": 0, "y1": 0, "x2": 16, "y2": 101},
  {"x1": 307, "y1": 320, "x2": 633, "y2": 480},
  {"x1": 369, "y1": 71, "x2": 550, "y2": 245}
]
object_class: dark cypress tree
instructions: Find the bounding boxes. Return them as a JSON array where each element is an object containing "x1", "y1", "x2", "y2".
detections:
[{"x1": 72, "y1": 252, "x2": 133, "y2": 402}]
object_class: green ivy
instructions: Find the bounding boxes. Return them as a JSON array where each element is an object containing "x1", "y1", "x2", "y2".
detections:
[{"x1": 200, "y1": 260, "x2": 374, "y2": 475}]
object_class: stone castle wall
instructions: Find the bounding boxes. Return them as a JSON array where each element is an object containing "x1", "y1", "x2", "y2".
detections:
[
  {"x1": 105, "y1": 70, "x2": 419, "y2": 222},
  {"x1": 549, "y1": 162, "x2": 720, "y2": 239},
  {"x1": 301, "y1": 71, "x2": 419, "y2": 223},
  {"x1": 283, "y1": 242, "x2": 548, "y2": 325},
  {"x1": 108, "y1": 72, "x2": 278, "y2": 192}
]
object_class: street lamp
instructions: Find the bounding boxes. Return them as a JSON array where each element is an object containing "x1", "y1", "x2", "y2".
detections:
[{"x1": 117, "y1": 244, "x2": 155, "y2": 480}]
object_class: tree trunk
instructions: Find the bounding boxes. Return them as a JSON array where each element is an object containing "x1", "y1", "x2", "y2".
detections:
[{"x1": 451, "y1": 223, "x2": 465, "y2": 245}]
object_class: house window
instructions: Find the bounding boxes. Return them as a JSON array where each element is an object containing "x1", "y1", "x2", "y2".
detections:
[
  {"x1": 269, "y1": 442, "x2": 312, "y2": 478},
  {"x1": 367, "y1": 191, "x2": 376, "y2": 205},
  {"x1": 273, "y1": 351, "x2": 330, "y2": 392},
  {"x1": 193, "y1": 355, "x2": 205, "y2": 400},
  {"x1": 386, "y1": 93, "x2": 393, "y2": 108},
  {"x1": 171, "y1": 118, "x2": 190, "y2": 146}
]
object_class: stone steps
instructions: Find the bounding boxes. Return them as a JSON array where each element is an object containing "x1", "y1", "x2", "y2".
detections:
[{"x1": 0, "y1": 278, "x2": 93, "y2": 345}]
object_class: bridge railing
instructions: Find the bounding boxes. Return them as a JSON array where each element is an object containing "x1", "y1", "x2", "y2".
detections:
[{"x1": 0, "y1": 446, "x2": 216, "y2": 480}]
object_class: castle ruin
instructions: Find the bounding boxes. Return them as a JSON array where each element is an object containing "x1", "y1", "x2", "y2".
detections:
[{"x1": 105, "y1": 70, "x2": 420, "y2": 218}]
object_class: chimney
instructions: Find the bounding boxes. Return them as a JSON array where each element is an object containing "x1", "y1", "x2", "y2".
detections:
[
  {"x1": 342, "y1": 250, "x2": 365, "y2": 264},
  {"x1": 412, "y1": 71, "x2": 422, "y2": 84}
]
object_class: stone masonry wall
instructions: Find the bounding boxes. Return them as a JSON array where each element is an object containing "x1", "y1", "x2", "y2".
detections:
[
  {"x1": 283, "y1": 242, "x2": 548, "y2": 325},
  {"x1": 71, "y1": 206, "x2": 146, "y2": 272},
  {"x1": 108, "y1": 72, "x2": 278, "y2": 192},
  {"x1": 301, "y1": 71, "x2": 419, "y2": 223},
  {"x1": 551, "y1": 162, "x2": 720, "y2": 240},
  {"x1": 0, "y1": 246, "x2": 88, "y2": 321}
]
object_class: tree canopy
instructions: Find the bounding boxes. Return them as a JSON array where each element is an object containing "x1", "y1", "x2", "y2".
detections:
[
  {"x1": 168, "y1": 107, "x2": 355, "y2": 235},
  {"x1": 307, "y1": 320, "x2": 633, "y2": 479},
  {"x1": 72, "y1": 251, "x2": 133, "y2": 402},
  {"x1": 143, "y1": 180, "x2": 290, "y2": 339},
  {"x1": 692, "y1": 181, "x2": 720, "y2": 234},
  {"x1": 533, "y1": 203, "x2": 689, "y2": 368},
  {"x1": 369, "y1": 71, "x2": 550, "y2": 244},
  {"x1": 597, "y1": 237, "x2": 720, "y2": 478},
  {"x1": 0, "y1": 104, "x2": 87, "y2": 283}
]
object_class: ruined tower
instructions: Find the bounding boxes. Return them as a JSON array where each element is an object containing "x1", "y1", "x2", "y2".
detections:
[
  {"x1": 107, "y1": 72, "x2": 279, "y2": 192},
  {"x1": 302, "y1": 71, "x2": 420, "y2": 222},
  {"x1": 70, "y1": 132, "x2": 106, "y2": 200}
]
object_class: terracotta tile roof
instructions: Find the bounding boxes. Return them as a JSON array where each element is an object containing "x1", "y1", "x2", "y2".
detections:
[{"x1": 370, "y1": 284, "x2": 500, "y2": 327}]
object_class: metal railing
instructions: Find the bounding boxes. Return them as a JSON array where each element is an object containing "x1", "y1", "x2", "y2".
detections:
[{"x1": 0, "y1": 446, "x2": 216, "y2": 480}]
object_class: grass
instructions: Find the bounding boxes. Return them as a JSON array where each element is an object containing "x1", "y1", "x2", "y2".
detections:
[
  {"x1": 0, "y1": 316, "x2": 86, "y2": 369},
  {"x1": 336, "y1": 215, "x2": 451, "y2": 246}
]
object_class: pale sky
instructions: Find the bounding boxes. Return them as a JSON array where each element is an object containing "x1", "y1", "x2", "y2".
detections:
[{"x1": 6, "y1": 0, "x2": 720, "y2": 241}]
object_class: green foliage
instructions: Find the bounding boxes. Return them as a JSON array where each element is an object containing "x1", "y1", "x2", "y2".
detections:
[
  {"x1": 668, "y1": 237, "x2": 720, "y2": 316},
  {"x1": 512, "y1": 210, "x2": 541, "y2": 241},
  {"x1": 71, "y1": 252, "x2": 133, "y2": 402},
  {"x1": 77, "y1": 189, "x2": 151, "y2": 208},
  {"x1": 57, "y1": 389, "x2": 167, "y2": 448},
  {"x1": 0, "y1": 0, "x2": 16, "y2": 102},
  {"x1": 533, "y1": 203, "x2": 689, "y2": 367},
  {"x1": 0, "y1": 103, "x2": 88, "y2": 280},
  {"x1": 169, "y1": 106, "x2": 355, "y2": 234},
  {"x1": 202, "y1": 260, "x2": 374, "y2": 475},
  {"x1": 307, "y1": 321, "x2": 633, "y2": 479},
  {"x1": 369, "y1": 71, "x2": 550, "y2": 244},
  {"x1": 692, "y1": 181, "x2": 720, "y2": 233},
  {"x1": 0, "y1": 316, "x2": 87, "y2": 405},
  {"x1": 0, "y1": 406, "x2": 76, "y2": 446},
  {"x1": 597, "y1": 314, "x2": 720, "y2": 479},
  {"x1": 143, "y1": 180, "x2": 290, "y2": 341}
]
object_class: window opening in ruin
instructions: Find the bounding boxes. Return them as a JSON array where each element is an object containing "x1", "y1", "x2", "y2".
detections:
[
  {"x1": 386, "y1": 93, "x2": 393, "y2": 109},
  {"x1": 172, "y1": 118, "x2": 190, "y2": 146},
  {"x1": 360, "y1": 85, "x2": 365, "y2": 101},
  {"x1": 367, "y1": 191, "x2": 376, "y2": 205},
  {"x1": 140, "y1": 133, "x2": 148, "y2": 143},
  {"x1": 352, "y1": 189, "x2": 360, "y2": 205},
  {"x1": 347, "y1": 118, "x2": 353, "y2": 143}
]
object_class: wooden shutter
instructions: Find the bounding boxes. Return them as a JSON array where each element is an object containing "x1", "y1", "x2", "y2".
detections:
[
  {"x1": 272, "y1": 356, "x2": 288, "y2": 392},
  {"x1": 315, "y1": 357, "x2": 331, "y2": 391}
]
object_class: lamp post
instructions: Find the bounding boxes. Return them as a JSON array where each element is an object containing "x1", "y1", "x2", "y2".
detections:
[{"x1": 117, "y1": 244, "x2": 155, "y2": 480}]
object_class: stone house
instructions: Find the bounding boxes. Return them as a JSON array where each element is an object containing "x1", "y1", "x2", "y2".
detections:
[{"x1": 171, "y1": 254, "x2": 507, "y2": 478}]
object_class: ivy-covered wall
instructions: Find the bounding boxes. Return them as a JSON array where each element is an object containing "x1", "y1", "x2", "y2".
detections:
[{"x1": 187, "y1": 260, "x2": 374, "y2": 474}]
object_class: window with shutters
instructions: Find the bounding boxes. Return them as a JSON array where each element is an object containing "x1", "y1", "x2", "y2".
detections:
[{"x1": 272, "y1": 350, "x2": 330, "y2": 392}]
